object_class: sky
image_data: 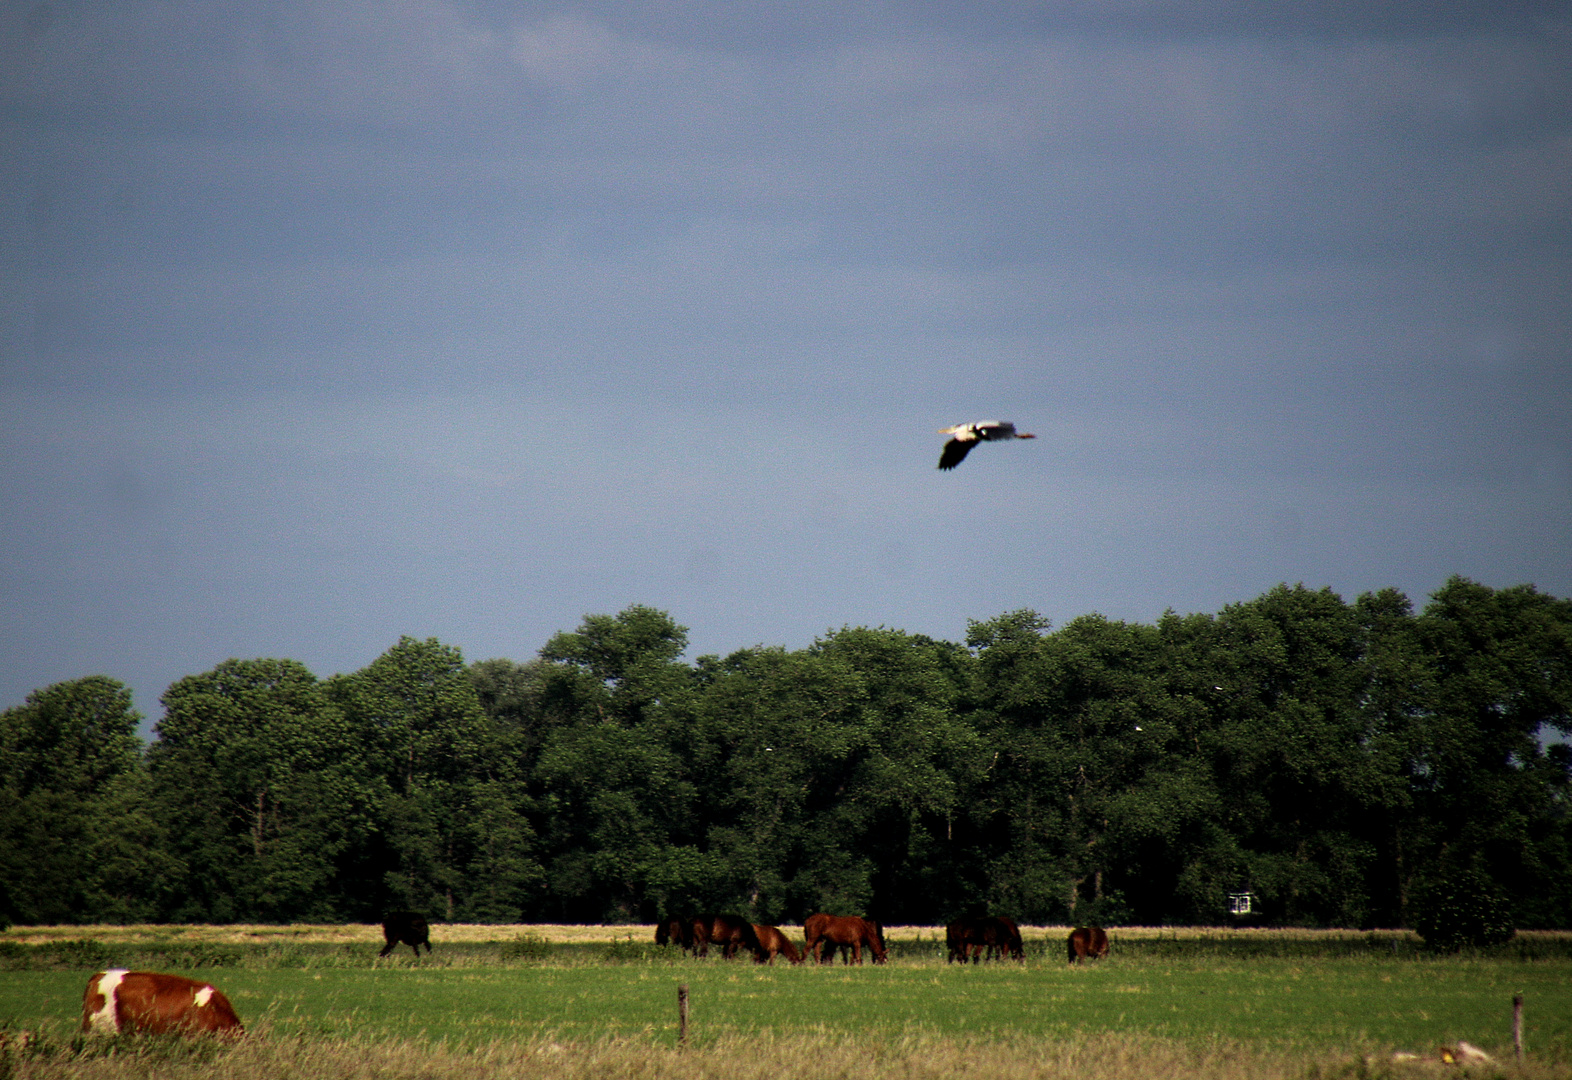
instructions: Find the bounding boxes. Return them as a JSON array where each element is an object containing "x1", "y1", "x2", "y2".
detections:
[{"x1": 3, "y1": 1, "x2": 1570, "y2": 732}]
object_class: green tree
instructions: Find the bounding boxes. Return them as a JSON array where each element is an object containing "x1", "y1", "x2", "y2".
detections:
[
  {"x1": 539, "y1": 605, "x2": 691, "y2": 726},
  {"x1": 1406, "y1": 577, "x2": 1572, "y2": 927},
  {"x1": 970, "y1": 610, "x2": 1207, "y2": 924},
  {"x1": 691, "y1": 644, "x2": 874, "y2": 920},
  {"x1": 530, "y1": 608, "x2": 701, "y2": 921},
  {"x1": 535, "y1": 719, "x2": 706, "y2": 920},
  {"x1": 807, "y1": 627, "x2": 980, "y2": 922},
  {"x1": 1409, "y1": 864, "x2": 1515, "y2": 950},
  {"x1": 332, "y1": 636, "x2": 541, "y2": 922},
  {"x1": 1198, "y1": 585, "x2": 1407, "y2": 925},
  {"x1": 965, "y1": 609, "x2": 1072, "y2": 921},
  {"x1": 0, "y1": 677, "x2": 167, "y2": 922},
  {"x1": 148, "y1": 659, "x2": 370, "y2": 921}
]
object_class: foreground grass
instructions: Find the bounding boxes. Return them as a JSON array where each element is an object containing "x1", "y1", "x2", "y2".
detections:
[
  {"x1": 5, "y1": 926, "x2": 1570, "y2": 1078},
  {"x1": 5, "y1": 954, "x2": 1565, "y2": 1058},
  {"x1": 12, "y1": 1029, "x2": 1572, "y2": 1080}
]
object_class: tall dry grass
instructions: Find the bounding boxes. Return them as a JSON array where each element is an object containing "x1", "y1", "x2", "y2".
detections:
[
  {"x1": 7, "y1": 1030, "x2": 1562, "y2": 1080},
  {"x1": 1, "y1": 924, "x2": 637, "y2": 948},
  {"x1": 1, "y1": 923, "x2": 1491, "y2": 947}
]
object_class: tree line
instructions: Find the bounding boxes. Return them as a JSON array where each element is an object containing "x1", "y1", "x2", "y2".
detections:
[{"x1": 2, "y1": 576, "x2": 1569, "y2": 931}]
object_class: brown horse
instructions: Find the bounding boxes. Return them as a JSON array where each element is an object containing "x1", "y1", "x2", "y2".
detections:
[
  {"x1": 751, "y1": 924, "x2": 804, "y2": 965},
  {"x1": 946, "y1": 917, "x2": 978, "y2": 962},
  {"x1": 804, "y1": 913, "x2": 886, "y2": 964},
  {"x1": 946, "y1": 916, "x2": 1021, "y2": 962},
  {"x1": 655, "y1": 916, "x2": 694, "y2": 953},
  {"x1": 1067, "y1": 925, "x2": 1109, "y2": 963},
  {"x1": 988, "y1": 916, "x2": 1024, "y2": 961},
  {"x1": 691, "y1": 914, "x2": 763, "y2": 959}
]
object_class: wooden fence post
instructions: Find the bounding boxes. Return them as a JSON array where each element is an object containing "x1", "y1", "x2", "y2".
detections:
[
  {"x1": 1513, "y1": 994, "x2": 1523, "y2": 1061},
  {"x1": 678, "y1": 983, "x2": 689, "y2": 1048}
]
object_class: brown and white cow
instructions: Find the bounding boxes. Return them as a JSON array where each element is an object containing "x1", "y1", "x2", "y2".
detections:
[
  {"x1": 81, "y1": 970, "x2": 243, "y2": 1036},
  {"x1": 1067, "y1": 925, "x2": 1110, "y2": 964}
]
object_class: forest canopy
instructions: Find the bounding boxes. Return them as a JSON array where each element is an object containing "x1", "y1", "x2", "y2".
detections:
[{"x1": 2, "y1": 576, "x2": 1569, "y2": 930}]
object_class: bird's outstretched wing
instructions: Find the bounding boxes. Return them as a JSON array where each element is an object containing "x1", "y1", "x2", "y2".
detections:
[{"x1": 937, "y1": 438, "x2": 974, "y2": 470}]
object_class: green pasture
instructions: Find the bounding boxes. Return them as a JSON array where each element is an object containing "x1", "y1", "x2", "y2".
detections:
[{"x1": 4, "y1": 952, "x2": 1567, "y2": 1059}]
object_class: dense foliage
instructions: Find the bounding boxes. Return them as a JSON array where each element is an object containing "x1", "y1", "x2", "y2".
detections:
[{"x1": 2, "y1": 576, "x2": 1569, "y2": 929}]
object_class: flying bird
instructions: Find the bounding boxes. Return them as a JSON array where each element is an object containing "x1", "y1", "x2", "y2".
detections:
[{"x1": 936, "y1": 421, "x2": 1036, "y2": 470}]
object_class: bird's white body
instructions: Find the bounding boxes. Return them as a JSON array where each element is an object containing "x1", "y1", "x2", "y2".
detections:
[{"x1": 937, "y1": 421, "x2": 1036, "y2": 470}]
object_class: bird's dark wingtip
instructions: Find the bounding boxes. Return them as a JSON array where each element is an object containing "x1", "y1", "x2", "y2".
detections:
[{"x1": 937, "y1": 439, "x2": 972, "y2": 470}]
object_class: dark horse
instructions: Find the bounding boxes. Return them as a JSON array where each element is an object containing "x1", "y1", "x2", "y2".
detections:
[
  {"x1": 379, "y1": 912, "x2": 431, "y2": 958},
  {"x1": 804, "y1": 913, "x2": 886, "y2": 965},
  {"x1": 946, "y1": 916, "x2": 1023, "y2": 963},
  {"x1": 988, "y1": 916, "x2": 1024, "y2": 961},
  {"x1": 1067, "y1": 925, "x2": 1109, "y2": 963},
  {"x1": 655, "y1": 916, "x2": 695, "y2": 953},
  {"x1": 690, "y1": 914, "x2": 763, "y2": 959},
  {"x1": 751, "y1": 924, "x2": 804, "y2": 965}
]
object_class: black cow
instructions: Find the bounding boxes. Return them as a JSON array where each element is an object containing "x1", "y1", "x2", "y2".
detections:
[{"x1": 380, "y1": 911, "x2": 432, "y2": 958}]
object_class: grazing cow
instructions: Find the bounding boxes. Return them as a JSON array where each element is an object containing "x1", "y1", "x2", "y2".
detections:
[
  {"x1": 81, "y1": 970, "x2": 243, "y2": 1037},
  {"x1": 752, "y1": 924, "x2": 804, "y2": 965},
  {"x1": 804, "y1": 913, "x2": 887, "y2": 965},
  {"x1": 1067, "y1": 925, "x2": 1109, "y2": 964},
  {"x1": 946, "y1": 916, "x2": 1022, "y2": 963},
  {"x1": 380, "y1": 911, "x2": 432, "y2": 958},
  {"x1": 690, "y1": 914, "x2": 763, "y2": 960}
]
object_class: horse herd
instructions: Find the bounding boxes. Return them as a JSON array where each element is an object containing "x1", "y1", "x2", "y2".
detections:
[
  {"x1": 73, "y1": 915, "x2": 1111, "y2": 1037},
  {"x1": 655, "y1": 913, "x2": 888, "y2": 965},
  {"x1": 655, "y1": 913, "x2": 1110, "y2": 969}
]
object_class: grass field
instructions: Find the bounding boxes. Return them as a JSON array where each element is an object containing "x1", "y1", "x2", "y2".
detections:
[{"x1": 3, "y1": 925, "x2": 1570, "y2": 1079}]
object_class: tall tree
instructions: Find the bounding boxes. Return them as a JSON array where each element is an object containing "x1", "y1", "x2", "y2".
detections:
[
  {"x1": 537, "y1": 605, "x2": 692, "y2": 726},
  {"x1": 332, "y1": 636, "x2": 541, "y2": 922},
  {"x1": 531, "y1": 608, "x2": 701, "y2": 921},
  {"x1": 148, "y1": 659, "x2": 370, "y2": 921},
  {"x1": 1200, "y1": 585, "x2": 1409, "y2": 926},
  {"x1": 0, "y1": 677, "x2": 166, "y2": 922},
  {"x1": 691, "y1": 644, "x2": 874, "y2": 921},
  {"x1": 807, "y1": 627, "x2": 980, "y2": 922},
  {"x1": 970, "y1": 610, "x2": 1205, "y2": 924},
  {"x1": 965, "y1": 609, "x2": 1070, "y2": 921},
  {"x1": 1407, "y1": 577, "x2": 1572, "y2": 927}
]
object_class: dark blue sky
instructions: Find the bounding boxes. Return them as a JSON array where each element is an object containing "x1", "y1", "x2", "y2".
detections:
[{"x1": 3, "y1": 1, "x2": 1569, "y2": 725}]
